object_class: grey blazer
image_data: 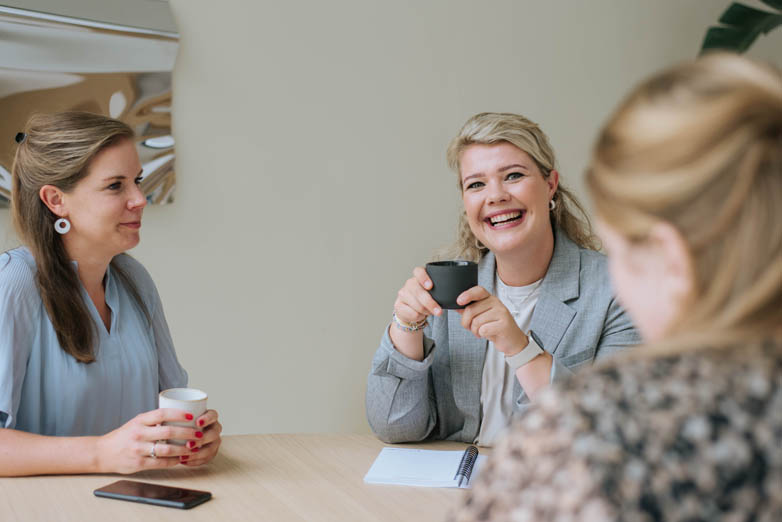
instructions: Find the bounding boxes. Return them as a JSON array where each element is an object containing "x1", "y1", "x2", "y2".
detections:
[{"x1": 366, "y1": 231, "x2": 640, "y2": 443}]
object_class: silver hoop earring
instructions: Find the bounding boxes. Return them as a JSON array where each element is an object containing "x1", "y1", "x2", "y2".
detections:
[
  {"x1": 54, "y1": 218, "x2": 71, "y2": 234},
  {"x1": 549, "y1": 199, "x2": 556, "y2": 211}
]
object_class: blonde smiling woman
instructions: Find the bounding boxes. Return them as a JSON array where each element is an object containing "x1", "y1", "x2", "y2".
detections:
[{"x1": 366, "y1": 112, "x2": 639, "y2": 446}]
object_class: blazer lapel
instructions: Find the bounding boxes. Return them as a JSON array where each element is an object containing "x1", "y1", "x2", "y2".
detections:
[
  {"x1": 529, "y1": 231, "x2": 580, "y2": 355},
  {"x1": 449, "y1": 252, "x2": 495, "y2": 438}
]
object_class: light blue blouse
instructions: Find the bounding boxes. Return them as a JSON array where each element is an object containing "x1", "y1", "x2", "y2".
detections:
[{"x1": 0, "y1": 248, "x2": 187, "y2": 436}]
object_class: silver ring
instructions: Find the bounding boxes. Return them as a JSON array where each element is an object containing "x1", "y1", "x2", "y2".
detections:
[{"x1": 150, "y1": 441, "x2": 157, "y2": 459}]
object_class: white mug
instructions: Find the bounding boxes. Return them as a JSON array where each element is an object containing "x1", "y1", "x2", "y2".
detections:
[{"x1": 159, "y1": 388, "x2": 208, "y2": 445}]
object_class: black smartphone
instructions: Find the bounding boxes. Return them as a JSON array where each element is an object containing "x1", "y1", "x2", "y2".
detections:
[{"x1": 94, "y1": 480, "x2": 212, "y2": 509}]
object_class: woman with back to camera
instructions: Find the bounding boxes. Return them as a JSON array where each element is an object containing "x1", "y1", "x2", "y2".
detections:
[
  {"x1": 452, "y1": 53, "x2": 782, "y2": 520},
  {"x1": 366, "y1": 112, "x2": 639, "y2": 445},
  {"x1": 0, "y1": 112, "x2": 222, "y2": 476}
]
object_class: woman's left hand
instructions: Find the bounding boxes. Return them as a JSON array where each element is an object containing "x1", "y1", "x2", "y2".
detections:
[
  {"x1": 181, "y1": 409, "x2": 222, "y2": 467},
  {"x1": 456, "y1": 286, "x2": 529, "y2": 356}
]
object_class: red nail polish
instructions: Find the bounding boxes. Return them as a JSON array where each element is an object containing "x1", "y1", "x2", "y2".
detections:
[
  {"x1": 195, "y1": 431, "x2": 203, "y2": 438},
  {"x1": 192, "y1": 447, "x2": 199, "y2": 453},
  {"x1": 188, "y1": 441, "x2": 196, "y2": 448},
  {"x1": 180, "y1": 455, "x2": 189, "y2": 461},
  {"x1": 198, "y1": 419, "x2": 205, "y2": 427},
  {"x1": 185, "y1": 413, "x2": 193, "y2": 420}
]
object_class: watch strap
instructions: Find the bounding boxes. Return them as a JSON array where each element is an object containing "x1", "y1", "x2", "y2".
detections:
[{"x1": 504, "y1": 331, "x2": 544, "y2": 371}]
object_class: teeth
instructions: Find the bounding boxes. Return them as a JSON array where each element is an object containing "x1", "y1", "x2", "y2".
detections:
[{"x1": 489, "y1": 211, "x2": 521, "y2": 225}]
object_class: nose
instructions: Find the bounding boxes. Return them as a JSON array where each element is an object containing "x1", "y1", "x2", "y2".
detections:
[
  {"x1": 486, "y1": 179, "x2": 510, "y2": 204},
  {"x1": 128, "y1": 182, "x2": 148, "y2": 210}
]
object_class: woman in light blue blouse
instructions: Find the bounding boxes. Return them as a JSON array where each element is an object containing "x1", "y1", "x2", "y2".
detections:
[{"x1": 0, "y1": 112, "x2": 222, "y2": 476}]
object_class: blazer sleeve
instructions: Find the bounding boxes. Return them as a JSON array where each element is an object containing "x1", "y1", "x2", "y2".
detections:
[
  {"x1": 550, "y1": 295, "x2": 639, "y2": 381},
  {"x1": 592, "y1": 296, "x2": 640, "y2": 360},
  {"x1": 365, "y1": 323, "x2": 438, "y2": 443},
  {"x1": 515, "y1": 298, "x2": 639, "y2": 415}
]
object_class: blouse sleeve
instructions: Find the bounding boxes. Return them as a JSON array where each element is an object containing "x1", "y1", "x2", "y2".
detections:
[
  {"x1": 114, "y1": 255, "x2": 188, "y2": 391},
  {"x1": 148, "y1": 281, "x2": 188, "y2": 391},
  {"x1": 0, "y1": 253, "x2": 40, "y2": 429}
]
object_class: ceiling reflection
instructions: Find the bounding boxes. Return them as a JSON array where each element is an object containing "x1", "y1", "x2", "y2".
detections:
[{"x1": 0, "y1": 7, "x2": 179, "y2": 207}]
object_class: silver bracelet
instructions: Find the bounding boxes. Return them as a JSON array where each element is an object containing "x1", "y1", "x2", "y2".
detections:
[{"x1": 392, "y1": 311, "x2": 428, "y2": 332}]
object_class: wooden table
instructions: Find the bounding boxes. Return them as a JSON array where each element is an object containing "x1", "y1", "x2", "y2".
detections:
[{"x1": 0, "y1": 434, "x2": 480, "y2": 521}]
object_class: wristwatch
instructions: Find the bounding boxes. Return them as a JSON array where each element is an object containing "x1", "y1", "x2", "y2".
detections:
[{"x1": 504, "y1": 331, "x2": 544, "y2": 371}]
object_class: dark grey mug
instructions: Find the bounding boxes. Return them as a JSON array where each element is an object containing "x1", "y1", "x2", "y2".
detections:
[{"x1": 425, "y1": 261, "x2": 478, "y2": 309}]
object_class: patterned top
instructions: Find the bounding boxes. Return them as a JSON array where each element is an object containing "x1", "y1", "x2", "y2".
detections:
[{"x1": 450, "y1": 341, "x2": 782, "y2": 521}]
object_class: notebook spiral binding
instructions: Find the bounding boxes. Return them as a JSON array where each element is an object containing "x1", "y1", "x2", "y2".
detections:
[{"x1": 454, "y1": 445, "x2": 479, "y2": 486}]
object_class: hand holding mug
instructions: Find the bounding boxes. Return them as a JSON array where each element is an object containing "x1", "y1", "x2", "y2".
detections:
[
  {"x1": 96, "y1": 408, "x2": 203, "y2": 474},
  {"x1": 181, "y1": 408, "x2": 222, "y2": 467},
  {"x1": 159, "y1": 388, "x2": 222, "y2": 467},
  {"x1": 456, "y1": 286, "x2": 529, "y2": 356},
  {"x1": 393, "y1": 266, "x2": 443, "y2": 326}
]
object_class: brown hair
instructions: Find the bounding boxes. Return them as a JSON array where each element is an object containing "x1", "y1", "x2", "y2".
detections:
[
  {"x1": 587, "y1": 53, "x2": 782, "y2": 350},
  {"x1": 11, "y1": 111, "x2": 149, "y2": 363},
  {"x1": 445, "y1": 112, "x2": 598, "y2": 262}
]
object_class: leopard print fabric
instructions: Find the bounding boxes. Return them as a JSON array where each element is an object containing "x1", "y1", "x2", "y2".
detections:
[{"x1": 450, "y1": 342, "x2": 782, "y2": 522}]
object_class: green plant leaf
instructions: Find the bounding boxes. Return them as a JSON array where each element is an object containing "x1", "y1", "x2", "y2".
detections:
[
  {"x1": 700, "y1": 1, "x2": 782, "y2": 54},
  {"x1": 701, "y1": 26, "x2": 750, "y2": 52},
  {"x1": 759, "y1": 14, "x2": 782, "y2": 35},
  {"x1": 720, "y1": 3, "x2": 776, "y2": 26},
  {"x1": 760, "y1": 0, "x2": 782, "y2": 11}
]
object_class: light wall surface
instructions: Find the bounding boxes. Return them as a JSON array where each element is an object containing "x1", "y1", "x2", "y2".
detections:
[{"x1": 1, "y1": 1, "x2": 780, "y2": 435}]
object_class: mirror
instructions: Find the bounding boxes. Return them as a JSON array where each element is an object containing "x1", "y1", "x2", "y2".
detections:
[{"x1": 0, "y1": 6, "x2": 179, "y2": 207}]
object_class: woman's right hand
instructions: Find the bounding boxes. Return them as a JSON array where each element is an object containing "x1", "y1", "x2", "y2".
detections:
[
  {"x1": 393, "y1": 266, "x2": 442, "y2": 326},
  {"x1": 95, "y1": 408, "x2": 202, "y2": 474}
]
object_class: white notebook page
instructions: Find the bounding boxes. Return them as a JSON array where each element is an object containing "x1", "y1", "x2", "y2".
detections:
[{"x1": 364, "y1": 447, "x2": 486, "y2": 488}]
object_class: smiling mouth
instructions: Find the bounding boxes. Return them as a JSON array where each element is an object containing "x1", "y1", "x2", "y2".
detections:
[{"x1": 485, "y1": 210, "x2": 524, "y2": 228}]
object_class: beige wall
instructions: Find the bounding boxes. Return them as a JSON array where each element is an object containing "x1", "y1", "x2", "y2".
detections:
[{"x1": 1, "y1": 1, "x2": 780, "y2": 434}]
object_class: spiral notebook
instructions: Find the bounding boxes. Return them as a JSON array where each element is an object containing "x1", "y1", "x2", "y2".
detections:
[{"x1": 364, "y1": 446, "x2": 486, "y2": 488}]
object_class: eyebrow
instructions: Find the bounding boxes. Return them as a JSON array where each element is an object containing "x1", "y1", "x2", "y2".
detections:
[
  {"x1": 102, "y1": 169, "x2": 143, "y2": 182},
  {"x1": 461, "y1": 164, "x2": 531, "y2": 184}
]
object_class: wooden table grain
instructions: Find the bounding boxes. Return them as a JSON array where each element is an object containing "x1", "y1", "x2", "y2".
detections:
[{"x1": 0, "y1": 434, "x2": 481, "y2": 521}]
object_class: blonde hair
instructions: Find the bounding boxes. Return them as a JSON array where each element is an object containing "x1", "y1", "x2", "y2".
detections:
[
  {"x1": 587, "y1": 53, "x2": 782, "y2": 350},
  {"x1": 11, "y1": 112, "x2": 148, "y2": 363},
  {"x1": 445, "y1": 112, "x2": 598, "y2": 262}
]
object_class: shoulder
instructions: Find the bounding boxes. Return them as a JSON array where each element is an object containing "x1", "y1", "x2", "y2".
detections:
[
  {"x1": 578, "y1": 248, "x2": 614, "y2": 301},
  {"x1": 554, "y1": 342, "x2": 782, "y2": 468},
  {"x1": 0, "y1": 248, "x2": 40, "y2": 300},
  {"x1": 464, "y1": 344, "x2": 782, "y2": 519},
  {"x1": 592, "y1": 341, "x2": 781, "y2": 399},
  {"x1": 112, "y1": 253, "x2": 153, "y2": 284},
  {"x1": 551, "y1": 231, "x2": 608, "y2": 279},
  {"x1": 577, "y1": 244, "x2": 607, "y2": 272},
  {"x1": 566, "y1": 237, "x2": 608, "y2": 280},
  {"x1": 111, "y1": 254, "x2": 159, "y2": 302},
  {"x1": 547, "y1": 232, "x2": 612, "y2": 302},
  {"x1": 520, "y1": 342, "x2": 782, "y2": 446}
]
